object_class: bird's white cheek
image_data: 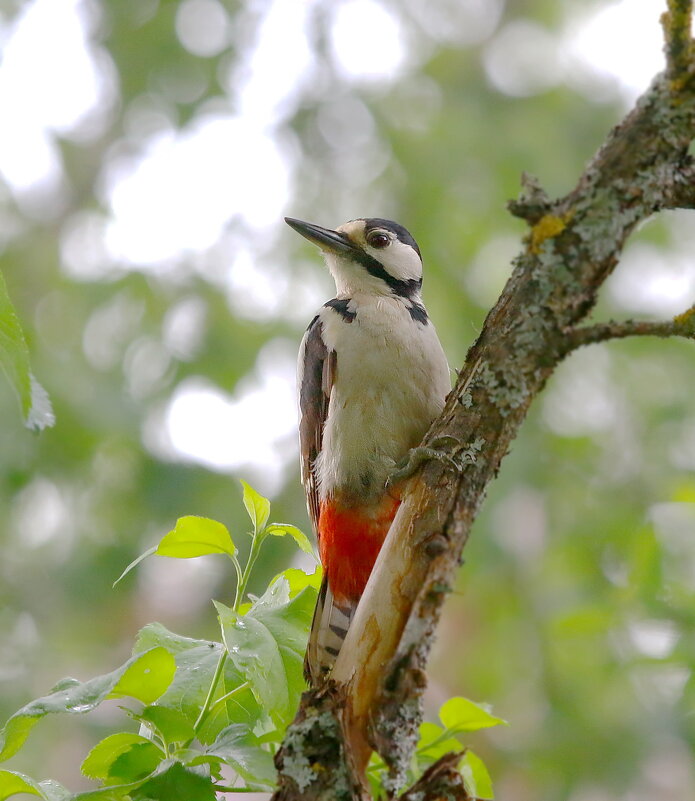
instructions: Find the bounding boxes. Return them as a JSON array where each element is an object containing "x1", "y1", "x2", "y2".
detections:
[{"x1": 364, "y1": 241, "x2": 422, "y2": 283}]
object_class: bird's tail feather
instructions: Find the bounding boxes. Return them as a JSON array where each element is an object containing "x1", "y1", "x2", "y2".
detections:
[{"x1": 304, "y1": 576, "x2": 355, "y2": 685}]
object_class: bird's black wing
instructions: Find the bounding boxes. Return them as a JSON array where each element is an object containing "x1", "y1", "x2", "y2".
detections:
[{"x1": 297, "y1": 314, "x2": 335, "y2": 535}]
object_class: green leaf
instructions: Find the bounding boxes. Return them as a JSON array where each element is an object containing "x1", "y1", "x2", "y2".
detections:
[
  {"x1": 215, "y1": 602, "x2": 289, "y2": 727},
  {"x1": 130, "y1": 760, "x2": 216, "y2": 801},
  {"x1": 133, "y1": 623, "x2": 211, "y2": 656},
  {"x1": 0, "y1": 772, "x2": 70, "y2": 801},
  {"x1": 215, "y1": 576, "x2": 317, "y2": 728},
  {"x1": 0, "y1": 270, "x2": 54, "y2": 431},
  {"x1": 240, "y1": 480, "x2": 270, "y2": 535},
  {"x1": 417, "y1": 721, "x2": 445, "y2": 748},
  {"x1": 415, "y1": 722, "x2": 462, "y2": 762},
  {"x1": 460, "y1": 750, "x2": 494, "y2": 800},
  {"x1": 25, "y1": 375, "x2": 55, "y2": 432},
  {"x1": 156, "y1": 516, "x2": 236, "y2": 559},
  {"x1": 0, "y1": 769, "x2": 45, "y2": 800},
  {"x1": 137, "y1": 706, "x2": 195, "y2": 746},
  {"x1": 115, "y1": 518, "x2": 235, "y2": 586},
  {"x1": 265, "y1": 523, "x2": 315, "y2": 557},
  {"x1": 273, "y1": 567, "x2": 322, "y2": 599},
  {"x1": 82, "y1": 734, "x2": 163, "y2": 783},
  {"x1": 0, "y1": 648, "x2": 175, "y2": 761},
  {"x1": 75, "y1": 759, "x2": 217, "y2": 801},
  {"x1": 71, "y1": 768, "x2": 160, "y2": 801},
  {"x1": 439, "y1": 697, "x2": 507, "y2": 733},
  {"x1": 72, "y1": 780, "x2": 147, "y2": 800},
  {"x1": 110, "y1": 648, "x2": 176, "y2": 704},
  {"x1": 133, "y1": 624, "x2": 263, "y2": 744},
  {"x1": 107, "y1": 744, "x2": 165, "y2": 785},
  {"x1": 35, "y1": 781, "x2": 70, "y2": 801},
  {"x1": 113, "y1": 546, "x2": 157, "y2": 587},
  {"x1": 195, "y1": 723, "x2": 276, "y2": 789}
]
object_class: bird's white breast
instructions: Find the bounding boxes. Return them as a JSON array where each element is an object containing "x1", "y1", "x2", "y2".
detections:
[{"x1": 316, "y1": 294, "x2": 450, "y2": 504}]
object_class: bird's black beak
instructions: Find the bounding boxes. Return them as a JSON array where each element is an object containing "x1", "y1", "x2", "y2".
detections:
[{"x1": 285, "y1": 217, "x2": 359, "y2": 256}]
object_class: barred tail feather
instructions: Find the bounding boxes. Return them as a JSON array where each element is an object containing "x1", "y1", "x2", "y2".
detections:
[{"x1": 304, "y1": 577, "x2": 356, "y2": 684}]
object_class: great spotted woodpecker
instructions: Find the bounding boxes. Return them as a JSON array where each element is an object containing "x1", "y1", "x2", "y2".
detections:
[{"x1": 286, "y1": 216, "x2": 450, "y2": 684}]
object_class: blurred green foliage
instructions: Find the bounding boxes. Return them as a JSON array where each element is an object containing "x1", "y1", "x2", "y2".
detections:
[{"x1": 1, "y1": 0, "x2": 694, "y2": 798}]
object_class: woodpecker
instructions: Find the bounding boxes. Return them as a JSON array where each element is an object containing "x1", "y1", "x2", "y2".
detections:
[{"x1": 286, "y1": 216, "x2": 450, "y2": 684}]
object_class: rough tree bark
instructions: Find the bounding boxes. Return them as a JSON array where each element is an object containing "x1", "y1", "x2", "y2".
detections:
[{"x1": 273, "y1": 3, "x2": 695, "y2": 799}]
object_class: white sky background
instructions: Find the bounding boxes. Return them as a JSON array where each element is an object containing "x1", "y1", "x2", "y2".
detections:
[{"x1": 0, "y1": 0, "x2": 690, "y2": 493}]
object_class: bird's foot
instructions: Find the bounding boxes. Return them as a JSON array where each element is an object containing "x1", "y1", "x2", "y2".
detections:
[{"x1": 387, "y1": 436, "x2": 464, "y2": 487}]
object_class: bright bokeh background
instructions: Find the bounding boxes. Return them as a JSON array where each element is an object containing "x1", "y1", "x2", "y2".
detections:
[{"x1": 1, "y1": 0, "x2": 694, "y2": 798}]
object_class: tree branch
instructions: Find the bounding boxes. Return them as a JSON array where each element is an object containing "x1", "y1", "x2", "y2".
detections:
[
  {"x1": 272, "y1": 3, "x2": 695, "y2": 799},
  {"x1": 272, "y1": 684, "x2": 367, "y2": 801},
  {"x1": 564, "y1": 305, "x2": 695, "y2": 351},
  {"x1": 662, "y1": 0, "x2": 695, "y2": 82}
]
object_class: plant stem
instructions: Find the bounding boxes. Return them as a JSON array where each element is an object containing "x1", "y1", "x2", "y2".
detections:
[
  {"x1": 207, "y1": 680, "x2": 250, "y2": 716},
  {"x1": 230, "y1": 552, "x2": 244, "y2": 607},
  {"x1": 415, "y1": 729, "x2": 459, "y2": 756},
  {"x1": 214, "y1": 785, "x2": 265, "y2": 793},
  {"x1": 197, "y1": 529, "x2": 266, "y2": 734},
  {"x1": 194, "y1": 647, "x2": 228, "y2": 733},
  {"x1": 232, "y1": 530, "x2": 264, "y2": 612}
]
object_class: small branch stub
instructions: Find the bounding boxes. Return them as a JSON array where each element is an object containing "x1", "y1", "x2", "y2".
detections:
[
  {"x1": 507, "y1": 171, "x2": 552, "y2": 223},
  {"x1": 398, "y1": 752, "x2": 471, "y2": 801}
]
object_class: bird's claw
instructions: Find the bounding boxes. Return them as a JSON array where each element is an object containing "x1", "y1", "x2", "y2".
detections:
[{"x1": 387, "y1": 436, "x2": 465, "y2": 487}]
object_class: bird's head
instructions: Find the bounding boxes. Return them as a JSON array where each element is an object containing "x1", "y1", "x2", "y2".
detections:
[{"x1": 285, "y1": 217, "x2": 423, "y2": 299}]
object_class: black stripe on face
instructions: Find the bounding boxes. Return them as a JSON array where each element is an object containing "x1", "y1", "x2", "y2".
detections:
[
  {"x1": 351, "y1": 218, "x2": 423, "y2": 298},
  {"x1": 352, "y1": 249, "x2": 422, "y2": 299},
  {"x1": 324, "y1": 298, "x2": 356, "y2": 322}
]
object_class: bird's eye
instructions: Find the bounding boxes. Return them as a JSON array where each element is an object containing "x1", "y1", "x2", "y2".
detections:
[{"x1": 367, "y1": 231, "x2": 390, "y2": 248}]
